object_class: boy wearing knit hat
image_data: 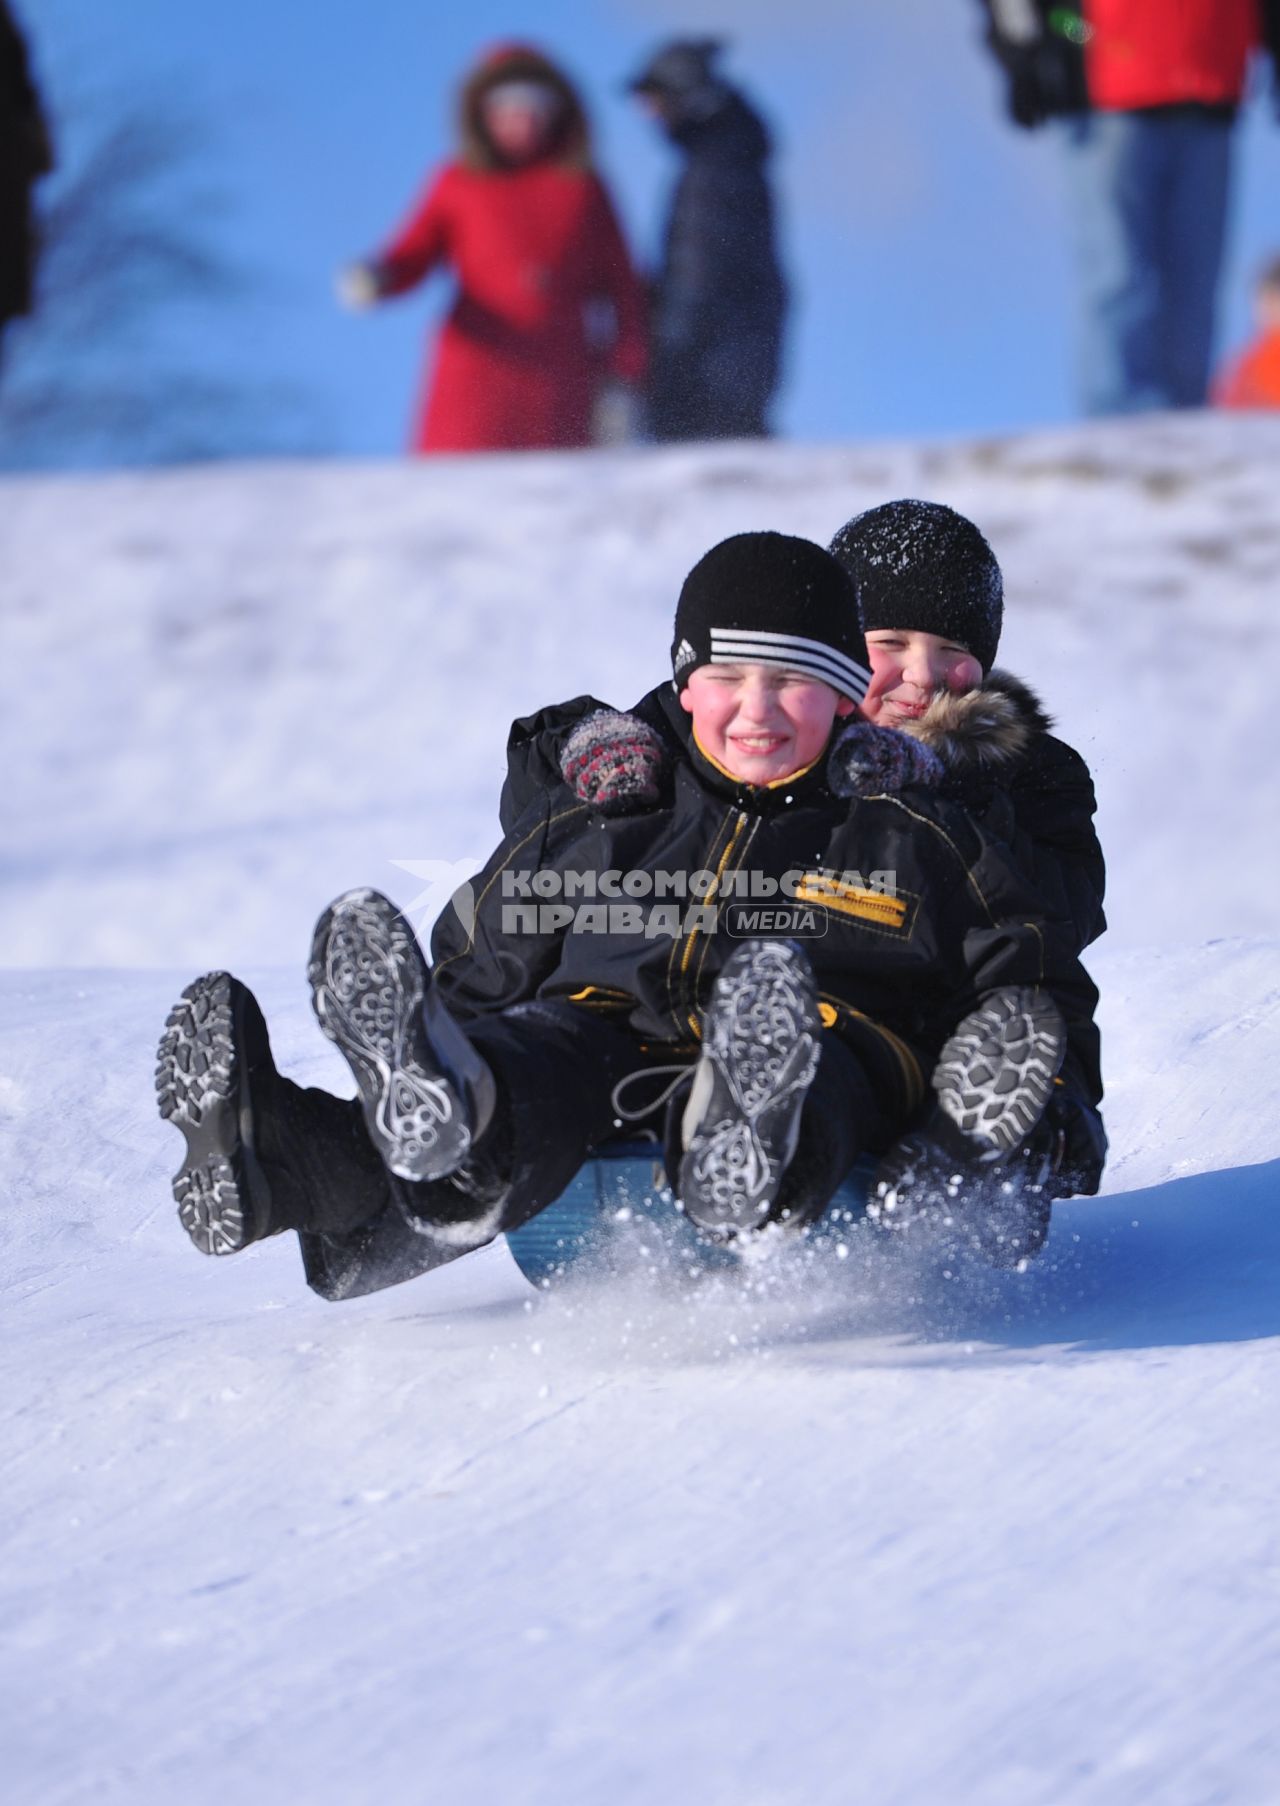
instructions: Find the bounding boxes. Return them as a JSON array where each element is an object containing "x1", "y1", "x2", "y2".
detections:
[
  {"x1": 835, "y1": 497, "x2": 1003, "y2": 669},
  {"x1": 824, "y1": 501, "x2": 1107, "y2": 1218},
  {"x1": 157, "y1": 533, "x2": 1100, "y2": 1301},
  {"x1": 827, "y1": 500, "x2": 1104, "y2": 954},
  {"x1": 831, "y1": 497, "x2": 1000, "y2": 722}
]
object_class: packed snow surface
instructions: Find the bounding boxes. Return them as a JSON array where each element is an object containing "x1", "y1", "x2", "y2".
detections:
[{"x1": 3, "y1": 416, "x2": 1280, "y2": 1805}]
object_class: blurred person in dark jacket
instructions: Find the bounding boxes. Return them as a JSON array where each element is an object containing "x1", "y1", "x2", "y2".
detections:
[
  {"x1": 0, "y1": 0, "x2": 53, "y2": 370},
  {"x1": 627, "y1": 39, "x2": 786, "y2": 442},
  {"x1": 978, "y1": 1, "x2": 1280, "y2": 415}
]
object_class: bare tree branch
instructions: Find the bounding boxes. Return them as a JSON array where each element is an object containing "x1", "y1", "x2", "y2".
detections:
[{"x1": 0, "y1": 86, "x2": 324, "y2": 467}]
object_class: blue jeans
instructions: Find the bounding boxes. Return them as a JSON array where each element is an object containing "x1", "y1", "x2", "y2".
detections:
[{"x1": 1060, "y1": 110, "x2": 1234, "y2": 415}]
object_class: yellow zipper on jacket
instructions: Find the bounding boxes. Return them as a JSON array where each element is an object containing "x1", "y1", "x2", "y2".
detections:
[
  {"x1": 672, "y1": 807, "x2": 755, "y2": 1040},
  {"x1": 793, "y1": 874, "x2": 908, "y2": 930}
]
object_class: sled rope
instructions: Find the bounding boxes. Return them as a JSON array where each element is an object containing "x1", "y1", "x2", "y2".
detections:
[{"x1": 610, "y1": 1063, "x2": 693, "y2": 1123}]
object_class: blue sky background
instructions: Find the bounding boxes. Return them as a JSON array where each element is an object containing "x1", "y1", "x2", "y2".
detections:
[{"x1": 16, "y1": 0, "x2": 1280, "y2": 458}]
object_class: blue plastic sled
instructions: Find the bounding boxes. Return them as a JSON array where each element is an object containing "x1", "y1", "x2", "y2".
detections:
[{"x1": 505, "y1": 1139, "x2": 876, "y2": 1287}]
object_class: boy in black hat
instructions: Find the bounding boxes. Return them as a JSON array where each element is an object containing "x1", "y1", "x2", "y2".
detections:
[
  {"x1": 825, "y1": 501, "x2": 1107, "y2": 1214},
  {"x1": 828, "y1": 500, "x2": 1104, "y2": 952},
  {"x1": 157, "y1": 533, "x2": 1099, "y2": 1302}
]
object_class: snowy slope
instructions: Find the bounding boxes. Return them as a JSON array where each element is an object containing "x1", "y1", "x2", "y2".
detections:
[{"x1": 3, "y1": 418, "x2": 1280, "y2": 1806}]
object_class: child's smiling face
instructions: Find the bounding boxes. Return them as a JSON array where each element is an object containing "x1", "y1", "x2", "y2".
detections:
[
  {"x1": 681, "y1": 663, "x2": 855, "y2": 786},
  {"x1": 861, "y1": 629, "x2": 983, "y2": 726}
]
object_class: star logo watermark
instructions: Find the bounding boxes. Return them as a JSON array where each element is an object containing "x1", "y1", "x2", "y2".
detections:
[{"x1": 389, "y1": 858, "x2": 480, "y2": 939}]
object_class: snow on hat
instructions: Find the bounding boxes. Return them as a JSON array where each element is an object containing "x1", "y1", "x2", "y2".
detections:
[
  {"x1": 828, "y1": 500, "x2": 1004, "y2": 675},
  {"x1": 671, "y1": 531, "x2": 871, "y2": 703}
]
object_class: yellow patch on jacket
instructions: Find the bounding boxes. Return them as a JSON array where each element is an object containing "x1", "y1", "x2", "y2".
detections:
[{"x1": 792, "y1": 874, "x2": 909, "y2": 930}]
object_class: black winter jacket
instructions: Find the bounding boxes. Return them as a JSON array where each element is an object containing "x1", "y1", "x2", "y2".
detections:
[
  {"x1": 901, "y1": 671, "x2": 1105, "y2": 948},
  {"x1": 648, "y1": 89, "x2": 786, "y2": 427},
  {"x1": 498, "y1": 671, "x2": 1105, "y2": 954},
  {"x1": 440, "y1": 727, "x2": 1102, "y2": 1116}
]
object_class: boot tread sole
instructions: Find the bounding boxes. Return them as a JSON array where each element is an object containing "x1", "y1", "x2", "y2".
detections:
[
  {"x1": 932, "y1": 987, "x2": 1066, "y2": 1154},
  {"x1": 680, "y1": 942, "x2": 820, "y2": 1232},
  {"x1": 156, "y1": 972, "x2": 261, "y2": 1257},
  {"x1": 308, "y1": 889, "x2": 471, "y2": 1183}
]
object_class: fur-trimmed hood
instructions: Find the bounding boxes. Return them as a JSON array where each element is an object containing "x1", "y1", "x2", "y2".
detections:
[
  {"x1": 894, "y1": 669, "x2": 1054, "y2": 773},
  {"x1": 457, "y1": 45, "x2": 592, "y2": 172},
  {"x1": 829, "y1": 669, "x2": 1055, "y2": 797}
]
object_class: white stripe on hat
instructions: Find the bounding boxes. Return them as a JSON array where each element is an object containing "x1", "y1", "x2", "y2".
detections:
[{"x1": 709, "y1": 627, "x2": 871, "y2": 702}]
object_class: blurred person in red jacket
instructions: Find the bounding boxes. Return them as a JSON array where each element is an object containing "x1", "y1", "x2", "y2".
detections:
[
  {"x1": 1215, "y1": 253, "x2": 1280, "y2": 409},
  {"x1": 339, "y1": 44, "x2": 647, "y2": 454},
  {"x1": 979, "y1": 1, "x2": 1280, "y2": 415}
]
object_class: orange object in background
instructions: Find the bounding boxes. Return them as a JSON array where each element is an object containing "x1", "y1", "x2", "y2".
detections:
[
  {"x1": 1215, "y1": 332, "x2": 1280, "y2": 409},
  {"x1": 1215, "y1": 256, "x2": 1280, "y2": 410}
]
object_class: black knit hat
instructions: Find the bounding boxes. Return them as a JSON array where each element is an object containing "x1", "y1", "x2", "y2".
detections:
[
  {"x1": 828, "y1": 500, "x2": 1003, "y2": 674},
  {"x1": 672, "y1": 531, "x2": 871, "y2": 702}
]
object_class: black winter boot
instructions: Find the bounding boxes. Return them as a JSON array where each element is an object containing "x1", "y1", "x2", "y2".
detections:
[
  {"x1": 677, "y1": 940, "x2": 821, "y2": 1233},
  {"x1": 308, "y1": 888, "x2": 497, "y2": 1184},
  {"x1": 869, "y1": 986, "x2": 1067, "y2": 1266},
  {"x1": 156, "y1": 972, "x2": 393, "y2": 1256}
]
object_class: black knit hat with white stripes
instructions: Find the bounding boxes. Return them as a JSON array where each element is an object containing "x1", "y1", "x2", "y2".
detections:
[{"x1": 671, "y1": 532, "x2": 871, "y2": 704}]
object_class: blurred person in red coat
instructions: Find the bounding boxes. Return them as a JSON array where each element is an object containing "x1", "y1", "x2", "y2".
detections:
[
  {"x1": 1215, "y1": 253, "x2": 1280, "y2": 409},
  {"x1": 339, "y1": 44, "x2": 647, "y2": 454}
]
